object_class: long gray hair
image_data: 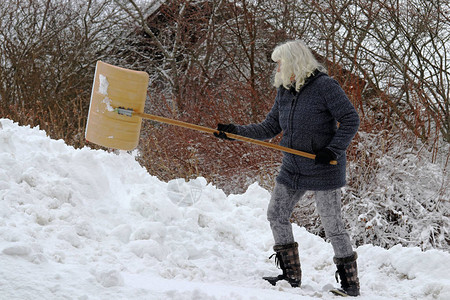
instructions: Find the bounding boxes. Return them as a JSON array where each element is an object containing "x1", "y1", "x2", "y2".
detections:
[{"x1": 271, "y1": 40, "x2": 326, "y2": 91}]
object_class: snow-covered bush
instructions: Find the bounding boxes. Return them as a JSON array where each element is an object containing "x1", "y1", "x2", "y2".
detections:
[
  {"x1": 294, "y1": 130, "x2": 449, "y2": 251},
  {"x1": 344, "y1": 131, "x2": 449, "y2": 250}
]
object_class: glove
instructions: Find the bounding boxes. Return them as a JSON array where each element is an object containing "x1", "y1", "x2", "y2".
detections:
[
  {"x1": 314, "y1": 148, "x2": 337, "y2": 165},
  {"x1": 214, "y1": 123, "x2": 237, "y2": 140}
]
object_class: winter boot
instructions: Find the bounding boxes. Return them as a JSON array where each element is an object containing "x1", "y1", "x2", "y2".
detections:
[
  {"x1": 263, "y1": 242, "x2": 302, "y2": 288},
  {"x1": 333, "y1": 252, "x2": 360, "y2": 296}
]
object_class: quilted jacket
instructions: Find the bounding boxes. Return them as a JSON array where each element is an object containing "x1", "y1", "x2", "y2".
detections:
[{"x1": 235, "y1": 72, "x2": 360, "y2": 190}]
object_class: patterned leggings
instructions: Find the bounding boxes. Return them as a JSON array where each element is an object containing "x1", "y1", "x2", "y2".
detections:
[{"x1": 267, "y1": 183, "x2": 354, "y2": 258}]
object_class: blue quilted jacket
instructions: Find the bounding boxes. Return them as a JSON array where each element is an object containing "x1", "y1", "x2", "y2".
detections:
[{"x1": 235, "y1": 72, "x2": 360, "y2": 190}]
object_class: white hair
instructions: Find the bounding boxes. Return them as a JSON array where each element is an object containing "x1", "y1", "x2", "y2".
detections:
[{"x1": 271, "y1": 40, "x2": 326, "y2": 91}]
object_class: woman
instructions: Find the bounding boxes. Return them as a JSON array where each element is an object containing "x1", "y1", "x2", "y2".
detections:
[{"x1": 215, "y1": 40, "x2": 360, "y2": 296}]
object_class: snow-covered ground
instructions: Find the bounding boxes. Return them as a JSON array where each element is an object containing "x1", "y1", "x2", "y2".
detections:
[{"x1": 0, "y1": 118, "x2": 449, "y2": 300}]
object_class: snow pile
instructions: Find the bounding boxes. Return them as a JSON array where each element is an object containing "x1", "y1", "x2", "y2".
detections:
[{"x1": 0, "y1": 118, "x2": 449, "y2": 299}]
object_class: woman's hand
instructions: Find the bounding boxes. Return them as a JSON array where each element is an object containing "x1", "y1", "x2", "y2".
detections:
[
  {"x1": 314, "y1": 148, "x2": 337, "y2": 165},
  {"x1": 214, "y1": 123, "x2": 237, "y2": 140}
]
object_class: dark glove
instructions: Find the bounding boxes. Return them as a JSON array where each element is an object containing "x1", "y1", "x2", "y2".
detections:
[
  {"x1": 314, "y1": 148, "x2": 337, "y2": 165},
  {"x1": 214, "y1": 123, "x2": 237, "y2": 140}
]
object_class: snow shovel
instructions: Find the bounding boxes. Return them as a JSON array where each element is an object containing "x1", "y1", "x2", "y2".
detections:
[{"x1": 85, "y1": 61, "x2": 337, "y2": 165}]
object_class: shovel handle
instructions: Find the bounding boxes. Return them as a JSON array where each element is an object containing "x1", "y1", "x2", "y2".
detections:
[{"x1": 130, "y1": 111, "x2": 337, "y2": 165}]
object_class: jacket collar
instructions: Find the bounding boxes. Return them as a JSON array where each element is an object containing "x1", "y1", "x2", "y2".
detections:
[{"x1": 288, "y1": 69, "x2": 324, "y2": 95}]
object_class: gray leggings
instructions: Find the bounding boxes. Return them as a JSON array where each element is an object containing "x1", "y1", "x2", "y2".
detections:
[{"x1": 267, "y1": 183, "x2": 354, "y2": 258}]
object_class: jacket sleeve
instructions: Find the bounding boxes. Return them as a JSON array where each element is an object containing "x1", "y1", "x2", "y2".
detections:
[
  {"x1": 322, "y1": 79, "x2": 360, "y2": 157},
  {"x1": 234, "y1": 89, "x2": 282, "y2": 141}
]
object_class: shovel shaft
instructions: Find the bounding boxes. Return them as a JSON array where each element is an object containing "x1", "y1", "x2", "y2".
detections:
[{"x1": 132, "y1": 111, "x2": 337, "y2": 165}]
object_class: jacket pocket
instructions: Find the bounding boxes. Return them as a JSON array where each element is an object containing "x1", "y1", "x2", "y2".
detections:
[{"x1": 311, "y1": 135, "x2": 333, "y2": 153}]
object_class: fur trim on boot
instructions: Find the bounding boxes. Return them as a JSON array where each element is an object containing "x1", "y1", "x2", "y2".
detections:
[
  {"x1": 263, "y1": 242, "x2": 302, "y2": 287},
  {"x1": 334, "y1": 252, "x2": 360, "y2": 296}
]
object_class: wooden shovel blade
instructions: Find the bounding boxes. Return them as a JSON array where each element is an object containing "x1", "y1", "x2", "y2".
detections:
[{"x1": 85, "y1": 61, "x2": 149, "y2": 150}]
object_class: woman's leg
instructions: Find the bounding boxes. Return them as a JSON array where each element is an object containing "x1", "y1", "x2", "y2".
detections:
[
  {"x1": 315, "y1": 189, "x2": 353, "y2": 258},
  {"x1": 316, "y1": 189, "x2": 360, "y2": 296},
  {"x1": 267, "y1": 183, "x2": 306, "y2": 245},
  {"x1": 265, "y1": 183, "x2": 305, "y2": 287}
]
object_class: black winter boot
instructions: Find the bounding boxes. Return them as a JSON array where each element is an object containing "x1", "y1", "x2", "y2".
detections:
[
  {"x1": 334, "y1": 252, "x2": 360, "y2": 296},
  {"x1": 263, "y1": 242, "x2": 302, "y2": 288}
]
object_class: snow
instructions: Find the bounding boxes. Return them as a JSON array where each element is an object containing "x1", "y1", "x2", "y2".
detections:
[
  {"x1": 101, "y1": 97, "x2": 115, "y2": 112},
  {"x1": 98, "y1": 74, "x2": 114, "y2": 112},
  {"x1": 98, "y1": 74, "x2": 109, "y2": 95},
  {"x1": 0, "y1": 118, "x2": 449, "y2": 300}
]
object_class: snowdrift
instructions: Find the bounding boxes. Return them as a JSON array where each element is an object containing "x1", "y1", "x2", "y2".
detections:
[{"x1": 0, "y1": 118, "x2": 449, "y2": 299}]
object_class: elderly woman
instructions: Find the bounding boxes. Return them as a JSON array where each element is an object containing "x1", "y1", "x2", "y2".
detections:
[{"x1": 215, "y1": 40, "x2": 361, "y2": 296}]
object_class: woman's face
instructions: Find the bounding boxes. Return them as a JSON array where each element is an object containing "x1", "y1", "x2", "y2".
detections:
[{"x1": 275, "y1": 60, "x2": 295, "y2": 82}]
